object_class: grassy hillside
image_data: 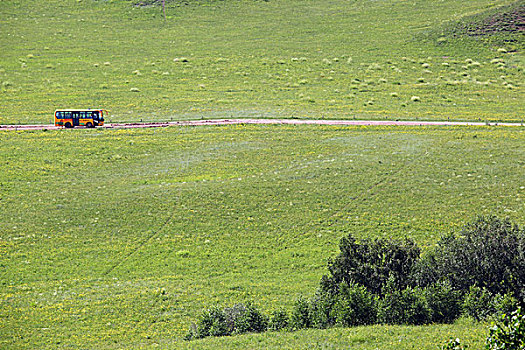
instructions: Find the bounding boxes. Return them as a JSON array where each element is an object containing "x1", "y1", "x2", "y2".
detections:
[
  {"x1": 0, "y1": 0, "x2": 523, "y2": 124},
  {"x1": 1, "y1": 124, "x2": 524, "y2": 348}
]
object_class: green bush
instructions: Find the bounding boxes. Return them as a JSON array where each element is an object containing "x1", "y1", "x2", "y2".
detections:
[
  {"x1": 485, "y1": 307, "x2": 525, "y2": 350},
  {"x1": 424, "y1": 281, "x2": 463, "y2": 323},
  {"x1": 320, "y1": 234, "x2": 420, "y2": 297},
  {"x1": 492, "y1": 293, "x2": 520, "y2": 318},
  {"x1": 413, "y1": 216, "x2": 525, "y2": 302},
  {"x1": 268, "y1": 309, "x2": 289, "y2": 331},
  {"x1": 462, "y1": 286, "x2": 498, "y2": 321},
  {"x1": 331, "y1": 281, "x2": 378, "y2": 327},
  {"x1": 378, "y1": 278, "x2": 431, "y2": 325},
  {"x1": 185, "y1": 303, "x2": 267, "y2": 340},
  {"x1": 308, "y1": 292, "x2": 337, "y2": 329},
  {"x1": 224, "y1": 302, "x2": 268, "y2": 335},
  {"x1": 191, "y1": 307, "x2": 230, "y2": 339},
  {"x1": 290, "y1": 296, "x2": 312, "y2": 330}
]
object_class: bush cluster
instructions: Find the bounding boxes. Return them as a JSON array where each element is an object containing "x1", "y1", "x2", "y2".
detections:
[
  {"x1": 412, "y1": 216, "x2": 525, "y2": 301},
  {"x1": 185, "y1": 302, "x2": 268, "y2": 340},
  {"x1": 186, "y1": 216, "x2": 524, "y2": 340}
]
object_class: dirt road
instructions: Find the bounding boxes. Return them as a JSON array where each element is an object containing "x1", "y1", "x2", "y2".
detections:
[{"x1": 0, "y1": 119, "x2": 523, "y2": 131}]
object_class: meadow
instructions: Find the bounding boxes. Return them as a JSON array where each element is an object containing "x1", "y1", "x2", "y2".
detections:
[
  {"x1": 1, "y1": 0, "x2": 524, "y2": 348},
  {"x1": 1, "y1": 124, "x2": 524, "y2": 348},
  {"x1": 0, "y1": 0, "x2": 523, "y2": 124}
]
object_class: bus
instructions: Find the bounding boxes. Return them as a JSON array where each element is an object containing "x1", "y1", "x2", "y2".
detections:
[{"x1": 54, "y1": 109, "x2": 107, "y2": 128}]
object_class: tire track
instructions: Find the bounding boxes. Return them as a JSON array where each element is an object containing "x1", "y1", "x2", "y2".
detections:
[{"x1": 103, "y1": 209, "x2": 177, "y2": 277}]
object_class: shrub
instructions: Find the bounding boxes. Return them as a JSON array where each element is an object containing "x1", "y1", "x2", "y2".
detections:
[
  {"x1": 463, "y1": 286, "x2": 497, "y2": 321},
  {"x1": 493, "y1": 293, "x2": 519, "y2": 317},
  {"x1": 224, "y1": 302, "x2": 268, "y2": 335},
  {"x1": 424, "y1": 281, "x2": 463, "y2": 323},
  {"x1": 193, "y1": 307, "x2": 230, "y2": 339},
  {"x1": 378, "y1": 278, "x2": 431, "y2": 325},
  {"x1": 269, "y1": 309, "x2": 289, "y2": 331},
  {"x1": 331, "y1": 281, "x2": 378, "y2": 327},
  {"x1": 185, "y1": 303, "x2": 267, "y2": 340},
  {"x1": 320, "y1": 234, "x2": 420, "y2": 297},
  {"x1": 485, "y1": 307, "x2": 525, "y2": 350},
  {"x1": 412, "y1": 216, "x2": 525, "y2": 302},
  {"x1": 290, "y1": 296, "x2": 312, "y2": 330},
  {"x1": 308, "y1": 292, "x2": 336, "y2": 329}
]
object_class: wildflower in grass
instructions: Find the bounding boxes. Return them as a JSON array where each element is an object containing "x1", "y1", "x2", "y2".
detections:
[{"x1": 132, "y1": 70, "x2": 142, "y2": 75}]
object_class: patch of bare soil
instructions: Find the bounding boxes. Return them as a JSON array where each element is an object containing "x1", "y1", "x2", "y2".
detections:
[{"x1": 467, "y1": 3, "x2": 525, "y2": 36}]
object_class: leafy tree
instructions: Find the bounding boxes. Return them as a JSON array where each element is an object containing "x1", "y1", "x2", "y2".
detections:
[{"x1": 320, "y1": 234, "x2": 420, "y2": 297}]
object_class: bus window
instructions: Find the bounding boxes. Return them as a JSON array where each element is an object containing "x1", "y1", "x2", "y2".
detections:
[{"x1": 91, "y1": 111, "x2": 99, "y2": 118}]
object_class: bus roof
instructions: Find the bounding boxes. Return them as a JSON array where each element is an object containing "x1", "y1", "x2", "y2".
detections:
[{"x1": 55, "y1": 109, "x2": 107, "y2": 111}]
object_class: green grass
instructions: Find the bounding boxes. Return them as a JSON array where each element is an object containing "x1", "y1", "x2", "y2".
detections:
[
  {"x1": 1, "y1": 124, "x2": 524, "y2": 348},
  {"x1": 1, "y1": 0, "x2": 524, "y2": 348},
  {"x1": 0, "y1": 0, "x2": 523, "y2": 124}
]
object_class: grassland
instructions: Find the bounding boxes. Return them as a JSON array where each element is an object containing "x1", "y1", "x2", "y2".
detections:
[
  {"x1": 0, "y1": 0, "x2": 523, "y2": 124},
  {"x1": 1, "y1": 0, "x2": 524, "y2": 348},
  {"x1": 1, "y1": 124, "x2": 524, "y2": 349}
]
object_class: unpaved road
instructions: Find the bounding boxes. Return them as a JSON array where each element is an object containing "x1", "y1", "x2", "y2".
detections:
[{"x1": 0, "y1": 119, "x2": 523, "y2": 131}]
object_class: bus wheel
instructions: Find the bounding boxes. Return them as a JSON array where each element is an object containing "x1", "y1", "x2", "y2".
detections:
[
  {"x1": 86, "y1": 122, "x2": 93, "y2": 128},
  {"x1": 65, "y1": 122, "x2": 73, "y2": 128}
]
